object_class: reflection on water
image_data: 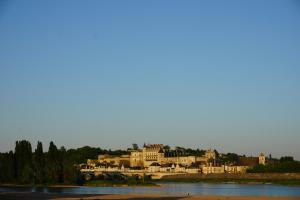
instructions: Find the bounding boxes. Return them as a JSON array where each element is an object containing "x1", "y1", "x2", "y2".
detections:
[{"x1": 1, "y1": 183, "x2": 300, "y2": 197}]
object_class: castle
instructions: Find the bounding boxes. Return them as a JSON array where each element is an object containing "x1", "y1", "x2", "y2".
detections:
[
  {"x1": 83, "y1": 144, "x2": 265, "y2": 177},
  {"x1": 96, "y1": 144, "x2": 216, "y2": 168}
]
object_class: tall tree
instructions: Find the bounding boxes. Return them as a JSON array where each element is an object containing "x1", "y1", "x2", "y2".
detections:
[
  {"x1": 132, "y1": 144, "x2": 139, "y2": 150},
  {"x1": 0, "y1": 151, "x2": 15, "y2": 182},
  {"x1": 46, "y1": 141, "x2": 59, "y2": 183},
  {"x1": 33, "y1": 141, "x2": 45, "y2": 184},
  {"x1": 14, "y1": 140, "x2": 33, "y2": 183},
  {"x1": 46, "y1": 141, "x2": 64, "y2": 183}
]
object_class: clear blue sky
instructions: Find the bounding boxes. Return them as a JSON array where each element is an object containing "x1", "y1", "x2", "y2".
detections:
[{"x1": 0, "y1": 0, "x2": 299, "y2": 159}]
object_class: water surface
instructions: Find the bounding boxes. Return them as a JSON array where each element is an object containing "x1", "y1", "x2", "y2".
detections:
[{"x1": 1, "y1": 183, "x2": 300, "y2": 197}]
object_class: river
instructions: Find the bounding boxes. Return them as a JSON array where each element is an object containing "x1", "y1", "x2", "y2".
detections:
[{"x1": 1, "y1": 183, "x2": 300, "y2": 197}]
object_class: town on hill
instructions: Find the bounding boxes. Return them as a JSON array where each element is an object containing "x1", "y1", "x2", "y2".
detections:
[
  {"x1": 81, "y1": 143, "x2": 269, "y2": 179},
  {"x1": 0, "y1": 140, "x2": 299, "y2": 185}
]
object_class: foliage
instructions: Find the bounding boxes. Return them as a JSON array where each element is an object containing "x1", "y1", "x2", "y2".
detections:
[
  {"x1": 174, "y1": 147, "x2": 205, "y2": 156},
  {"x1": 0, "y1": 151, "x2": 14, "y2": 182},
  {"x1": 214, "y1": 149, "x2": 220, "y2": 158},
  {"x1": 132, "y1": 144, "x2": 139, "y2": 150},
  {"x1": 1, "y1": 141, "x2": 299, "y2": 185},
  {"x1": 0, "y1": 140, "x2": 131, "y2": 185},
  {"x1": 15, "y1": 140, "x2": 33, "y2": 183},
  {"x1": 247, "y1": 158, "x2": 300, "y2": 173},
  {"x1": 280, "y1": 156, "x2": 294, "y2": 162},
  {"x1": 163, "y1": 145, "x2": 171, "y2": 151},
  {"x1": 219, "y1": 153, "x2": 239, "y2": 165},
  {"x1": 33, "y1": 141, "x2": 46, "y2": 184}
]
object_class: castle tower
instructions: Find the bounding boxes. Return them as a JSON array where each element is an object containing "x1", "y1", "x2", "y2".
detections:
[
  {"x1": 259, "y1": 153, "x2": 266, "y2": 165},
  {"x1": 157, "y1": 148, "x2": 164, "y2": 164}
]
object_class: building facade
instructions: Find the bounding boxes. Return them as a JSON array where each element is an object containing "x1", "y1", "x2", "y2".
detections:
[
  {"x1": 98, "y1": 144, "x2": 213, "y2": 168},
  {"x1": 89, "y1": 143, "x2": 265, "y2": 176}
]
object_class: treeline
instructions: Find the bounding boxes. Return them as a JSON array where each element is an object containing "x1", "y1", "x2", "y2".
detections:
[
  {"x1": 247, "y1": 157, "x2": 300, "y2": 173},
  {"x1": 167, "y1": 146, "x2": 206, "y2": 157},
  {"x1": 0, "y1": 140, "x2": 127, "y2": 185}
]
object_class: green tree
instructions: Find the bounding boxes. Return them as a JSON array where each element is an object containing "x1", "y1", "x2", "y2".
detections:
[
  {"x1": 214, "y1": 149, "x2": 220, "y2": 158},
  {"x1": 46, "y1": 141, "x2": 61, "y2": 183},
  {"x1": 220, "y1": 153, "x2": 239, "y2": 165},
  {"x1": 0, "y1": 151, "x2": 15, "y2": 182},
  {"x1": 33, "y1": 141, "x2": 46, "y2": 184},
  {"x1": 163, "y1": 145, "x2": 171, "y2": 151},
  {"x1": 132, "y1": 144, "x2": 139, "y2": 150},
  {"x1": 15, "y1": 140, "x2": 33, "y2": 183},
  {"x1": 247, "y1": 161, "x2": 300, "y2": 173},
  {"x1": 280, "y1": 156, "x2": 294, "y2": 163}
]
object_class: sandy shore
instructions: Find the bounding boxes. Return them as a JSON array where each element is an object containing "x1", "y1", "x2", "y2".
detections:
[{"x1": 0, "y1": 192, "x2": 299, "y2": 200}]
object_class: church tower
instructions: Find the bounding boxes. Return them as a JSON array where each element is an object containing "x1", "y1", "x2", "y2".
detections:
[{"x1": 259, "y1": 153, "x2": 266, "y2": 165}]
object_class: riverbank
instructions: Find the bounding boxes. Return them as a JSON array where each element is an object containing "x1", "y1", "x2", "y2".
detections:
[
  {"x1": 83, "y1": 180, "x2": 158, "y2": 187},
  {"x1": 0, "y1": 183, "x2": 80, "y2": 188},
  {"x1": 2, "y1": 173, "x2": 300, "y2": 188},
  {"x1": 0, "y1": 192, "x2": 300, "y2": 200},
  {"x1": 161, "y1": 173, "x2": 300, "y2": 186},
  {"x1": 0, "y1": 181, "x2": 158, "y2": 188}
]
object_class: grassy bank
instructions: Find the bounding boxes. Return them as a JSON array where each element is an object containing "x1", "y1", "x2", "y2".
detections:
[
  {"x1": 159, "y1": 173, "x2": 300, "y2": 186},
  {"x1": 158, "y1": 178, "x2": 300, "y2": 186}
]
